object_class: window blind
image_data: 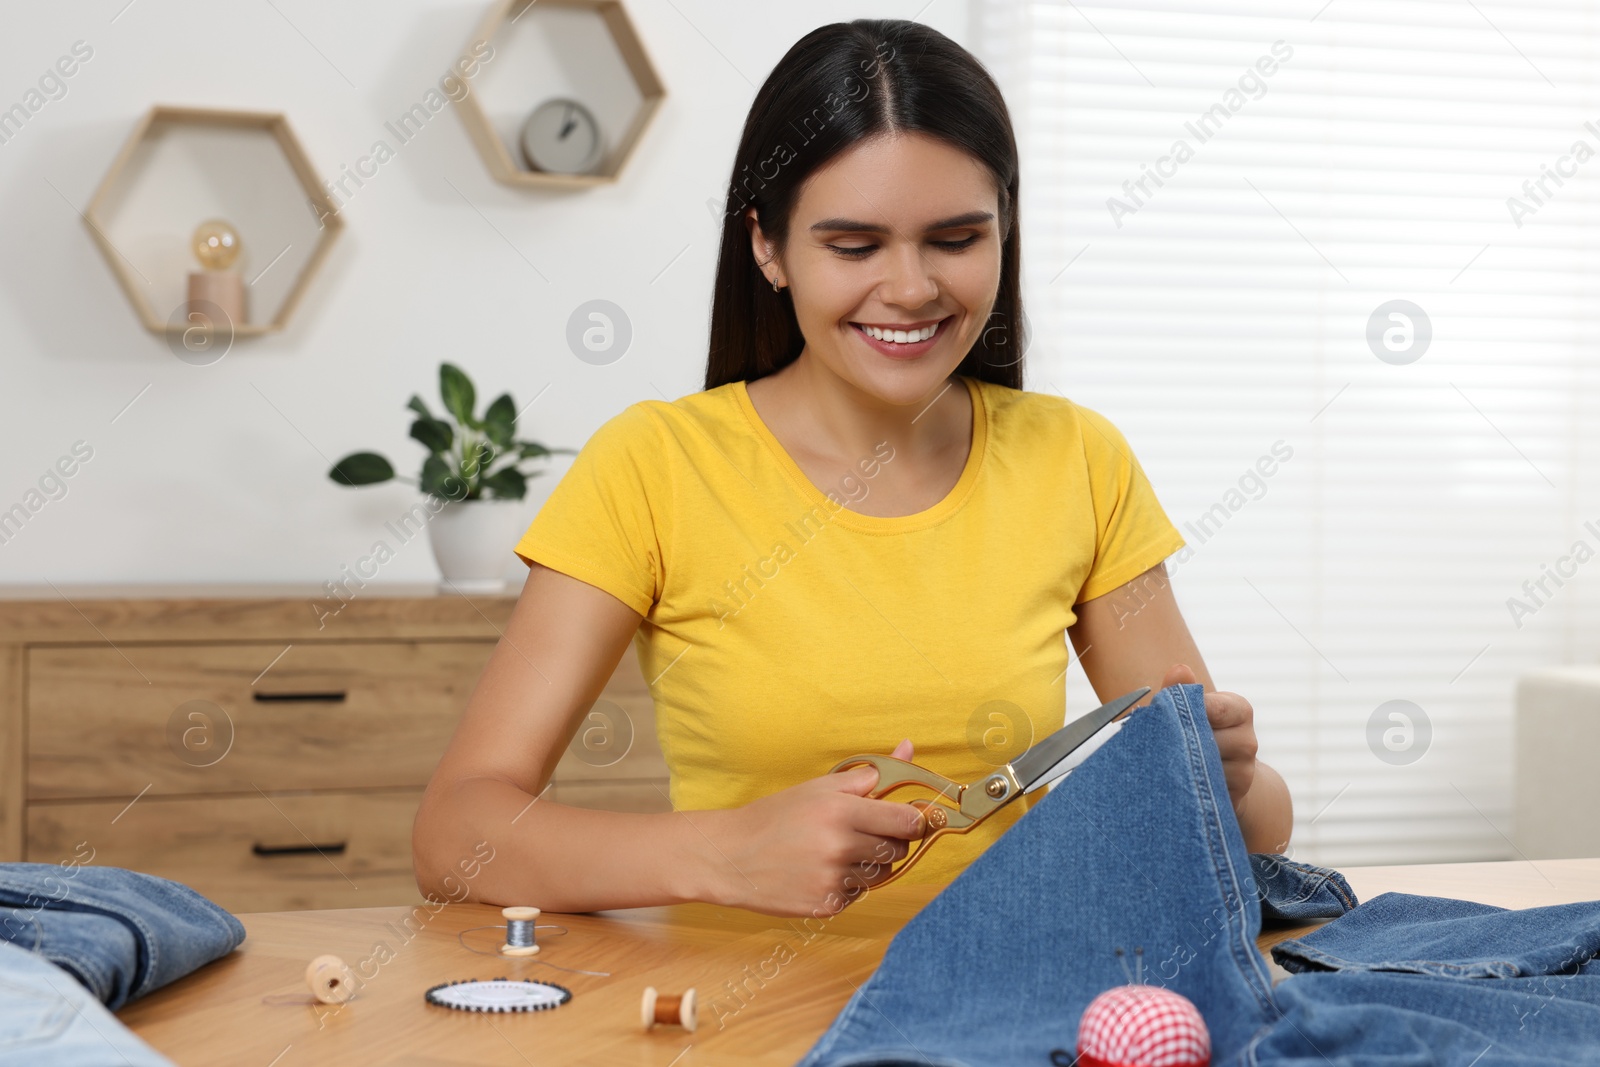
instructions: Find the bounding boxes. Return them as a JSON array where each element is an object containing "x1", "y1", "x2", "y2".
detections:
[{"x1": 970, "y1": 0, "x2": 1600, "y2": 866}]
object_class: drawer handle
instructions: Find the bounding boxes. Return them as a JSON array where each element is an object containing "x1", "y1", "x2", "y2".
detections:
[
  {"x1": 253, "y1": 691, "x2": 348, "y2": 704},
  {"x1": 252, "y1": 841, "x2": 348, "y2": 857}
]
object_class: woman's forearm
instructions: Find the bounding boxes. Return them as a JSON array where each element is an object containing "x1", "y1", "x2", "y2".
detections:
[
  {"x1": 1234, "y1": 758, "x2": 1293, "y2": 854},
  {"x1": 412, "y1": 775, "x2": 730, "y2": 912}
]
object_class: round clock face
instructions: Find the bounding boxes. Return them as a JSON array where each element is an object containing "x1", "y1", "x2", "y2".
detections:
[
  {"x1": 519, "y1": 99, "x2": 602, "y2": 175},
  {"x1": 425, "y1": 979, "x2": 571, "y2": 1013}
]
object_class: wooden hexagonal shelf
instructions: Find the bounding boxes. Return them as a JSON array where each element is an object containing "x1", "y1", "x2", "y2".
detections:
[
  {"x1": 455, "y1": 0, "x2": 664, "y2": 188},
  {"x1": 84, "y1": 105, "x2": 344, "y2": 338}
]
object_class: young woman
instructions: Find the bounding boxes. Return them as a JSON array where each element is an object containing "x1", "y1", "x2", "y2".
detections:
[{"x1": 413, "y1": 18, "x2": 1292, "y2": 918}]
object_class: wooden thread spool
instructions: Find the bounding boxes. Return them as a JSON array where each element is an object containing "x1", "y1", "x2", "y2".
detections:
[
  {"x1": 641, "y1": 986, "x2": 697, "y2": 1032},
  {"x1": 501, "y1": 905, "x2": 541, "y2": 957},
  {"x1": 305, "y1": 954, "x2": 354, "y2": 1005}
]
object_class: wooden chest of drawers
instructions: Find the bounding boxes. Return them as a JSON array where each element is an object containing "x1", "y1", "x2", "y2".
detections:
[{"x1": 0, "y1": 583, "x2": 669, "y2": 912}]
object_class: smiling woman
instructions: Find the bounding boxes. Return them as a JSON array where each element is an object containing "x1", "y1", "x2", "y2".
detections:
[{"x1": 413, "y1": 17, "x2": 1291, "y2": 920}]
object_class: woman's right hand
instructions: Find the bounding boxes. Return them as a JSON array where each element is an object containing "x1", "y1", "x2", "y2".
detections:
[{"x1": 696, "y1": 739, "x2": 931, "y2": 917}]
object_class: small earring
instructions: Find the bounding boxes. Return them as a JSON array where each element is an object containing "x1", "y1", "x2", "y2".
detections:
[{"x1": 771, "y1": 277, "x2": 782, "y2": 292}]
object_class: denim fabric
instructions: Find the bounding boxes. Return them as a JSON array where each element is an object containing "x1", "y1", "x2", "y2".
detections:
[
  {"x1": 796, "y1": 683, "x2": 1288, "y2": 1067},
  {"x1": 795, "y1": 680, "x2": 1600, "y2": 1066},
  {"x1": 1248, "y1": 854, "x2": 1357, "y2": 926},
  {"x1": 0, "y1": 940, "x2": 175, "y2": 1066},
  {"x1": 0, "y1": 862, "x2": 245, "y2": 1011},
  {"x1": 1271, "y1": 892, "x2": 1600, "y2": 978},
  {"x1": 1248, "y1": 971, "x2": 1600, "y2": 1065}
]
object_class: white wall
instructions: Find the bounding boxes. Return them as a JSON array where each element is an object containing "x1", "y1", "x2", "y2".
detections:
[{"x1": 0, "y1": 0, "x2": 971, "y2": 585}]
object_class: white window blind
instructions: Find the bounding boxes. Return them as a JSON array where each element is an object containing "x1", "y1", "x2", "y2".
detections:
[{"x1": 971, "y1": 0, "x2": 1600, "y2": 866}]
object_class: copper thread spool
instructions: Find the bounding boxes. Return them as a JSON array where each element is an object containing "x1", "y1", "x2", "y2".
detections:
[
  {"x1": 501, "y1": 905, "x2": 541, "y2": 957},
  {"x1": 641, "y1": 986, "x2": 697, "y2": 1032},
  {"x1": 305, "y1": 954, "x2": 354, "y2": 1005}
]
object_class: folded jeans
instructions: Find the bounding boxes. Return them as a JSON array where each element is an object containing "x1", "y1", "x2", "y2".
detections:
[{"x1": 0, "y1": 862, "x2": 245, "y2": 1011}]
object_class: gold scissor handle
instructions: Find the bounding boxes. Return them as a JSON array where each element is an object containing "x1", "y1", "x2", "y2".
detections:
[{"x1": 829, "y1": 754, "x2": 977, "y2": 887}]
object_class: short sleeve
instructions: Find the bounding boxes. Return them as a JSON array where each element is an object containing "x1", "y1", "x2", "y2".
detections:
[
  {"x1": 1071, "y1": 402, "x2": 1187, "y2": 604},
  {"x1": 513, "y1": 403, "x2": 669, "y2": 617}
]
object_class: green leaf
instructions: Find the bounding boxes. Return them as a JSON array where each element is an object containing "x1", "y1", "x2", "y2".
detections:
[
  {"x1": 420, "y1": 453, "x2": 453, "y2": 499},
  {"x1": 484, "y1": 393, "x2": 515, "y2": 447},
  {"x1": 328, "y1": 452, "x2": 394, "y2": 486},
  {"x1": 517, "y1": 440, "x2": 577, "y2": 460},
  {"x1": 409, "y1": 416, "x2": 453, "y2": 454},
  {"x1": 406, "y1": 394, "x2": 435, "y2": 422},
  {"x1": 440, "y1": 363, "x2": 478, "y2": 428},
  {"x1": 482, "y1": 466, "x2": 528, "y2": 500}
]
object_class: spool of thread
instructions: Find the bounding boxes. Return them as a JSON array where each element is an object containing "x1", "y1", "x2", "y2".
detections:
[
  {"x1": 501, "y1": 905, "x2": 541, "y2": 957},
  {"x1": 305, "y1": 954, "x2": 355, "y2": 1005},
  {"x1": 640, "y1": 986, "x2": 697, "y2": 1032}
]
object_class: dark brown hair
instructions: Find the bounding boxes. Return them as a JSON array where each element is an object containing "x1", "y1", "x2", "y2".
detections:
[{"x1": 704, "y1": 19, "x2": 1025, "y2": 390}]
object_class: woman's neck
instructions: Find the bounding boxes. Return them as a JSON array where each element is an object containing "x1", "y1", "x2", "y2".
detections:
[{"x1": 749, "y1": 351, "x2": 969, "y2": 470}]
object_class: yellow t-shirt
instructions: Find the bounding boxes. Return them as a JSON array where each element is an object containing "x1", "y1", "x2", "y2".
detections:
[{"x1": 512, "y1": 375, "x2": 1186, "y2": 886}]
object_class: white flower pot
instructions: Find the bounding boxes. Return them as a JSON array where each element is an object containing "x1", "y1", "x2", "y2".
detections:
[{"x1": 427, "y1": 498, "x2": 528, "y2": 593}]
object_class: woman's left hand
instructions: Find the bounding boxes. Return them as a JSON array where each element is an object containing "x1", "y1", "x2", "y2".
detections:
[{"x1": 1158, "y1": 663, "x2": 1257, "y2": 806}]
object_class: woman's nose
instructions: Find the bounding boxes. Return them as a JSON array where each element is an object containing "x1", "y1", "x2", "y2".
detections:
[{"x1": 882, "y1": 242, "x2": 940, "y2": 307}]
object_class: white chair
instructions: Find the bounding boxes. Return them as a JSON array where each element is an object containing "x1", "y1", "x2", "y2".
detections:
[{"x1": 1514, "y1": 665, "x2": 1600, "y2": 859}]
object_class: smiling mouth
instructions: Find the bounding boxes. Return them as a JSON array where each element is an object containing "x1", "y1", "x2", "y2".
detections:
[{"x1": 849, "y1": 317, "x2": 950, "y2": 345}]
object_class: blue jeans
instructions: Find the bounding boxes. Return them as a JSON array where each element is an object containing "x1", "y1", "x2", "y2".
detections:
[
  {"x1": 1272, "y1": 892, "x2": 1600, "y2": 978},
  {"x1": 0, "y1": 941, "x2": 175, "y2": 1066},
  {"x1": 797, "y1": 682, "x2": 1298, "y2": 1066},
  {"x1": 0, "y1": 862, "x2": 245, "y2": 1011},
  {"x1": 1254, "y1": 891, "x2": 1600, "y2": 1064},
  {"x1": 1253, "y1": 971, "x2": 1600, "y2": 1065},
  {"x1": 796, "y1": 683, "x2": 1600, "y2": 1067}
]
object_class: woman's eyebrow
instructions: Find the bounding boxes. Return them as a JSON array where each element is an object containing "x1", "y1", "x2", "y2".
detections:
[{"x1": 808, "y1": 210, "x2": 994, "y2": 234}]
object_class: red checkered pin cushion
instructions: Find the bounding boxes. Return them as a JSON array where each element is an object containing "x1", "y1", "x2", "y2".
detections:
[{"x1": 1075, "y1": 984, "x2": 1211, "y2": 1067}]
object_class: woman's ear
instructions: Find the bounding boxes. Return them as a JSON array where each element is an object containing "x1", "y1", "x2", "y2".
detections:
[{"x1": 746, "y1": 208, "x2": 782, "y2": 288}]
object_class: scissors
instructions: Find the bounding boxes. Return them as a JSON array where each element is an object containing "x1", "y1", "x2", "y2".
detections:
[{"x1": 829, "y1": 686, "x2": 1152, "y2": 887}]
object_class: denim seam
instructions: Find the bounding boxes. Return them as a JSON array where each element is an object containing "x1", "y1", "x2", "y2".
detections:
[
  {"x1": 1171, "y1": 684, "x2": 1278, "y2": 1017},
  {"x1": 1276, "y1": 940, "x2": 1521, "y2": 978},
  {"x1": 1293, "y1": 861, "x2": 1355, "y2": 911},
  {"x1": 1316, "y1": 869, "x2": 1356, "y2": 911},
  {"x1": 1249, "y1": 855, "x2": 1358, "y2": 916},
  {"x1": 1269, "y1": 862, "x2": 1354, "y2": 910},
  {"x1": 1284, "y1": 873, "x2": 1330, "y2": 907}
]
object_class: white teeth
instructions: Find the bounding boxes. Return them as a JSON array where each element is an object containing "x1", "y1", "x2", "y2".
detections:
[{"x1": 860, "y1": 321, "x2": 941, "y2": 343}]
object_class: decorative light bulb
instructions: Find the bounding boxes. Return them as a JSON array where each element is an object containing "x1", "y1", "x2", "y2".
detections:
[{"x1": 192, "y1": 219, "x2": 241, "y2": 271}]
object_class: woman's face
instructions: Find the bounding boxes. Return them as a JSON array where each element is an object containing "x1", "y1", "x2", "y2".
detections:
[{"x1": 747, "y1": 131, "x2": 1004, "y2": 407}]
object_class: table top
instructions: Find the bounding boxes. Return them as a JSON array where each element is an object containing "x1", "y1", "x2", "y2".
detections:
[{"x1": 119, "y1": 858, "x2": 1600, "y2": 1067}]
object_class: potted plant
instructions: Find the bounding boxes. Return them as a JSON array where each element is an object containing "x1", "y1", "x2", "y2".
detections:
[{"x1": 328, "y1": 362, "x2": 574, "y2": 591}]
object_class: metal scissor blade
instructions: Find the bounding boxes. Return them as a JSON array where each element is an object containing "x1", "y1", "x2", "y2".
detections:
[{"x1": 1008, "y1": 686, "x2": 1151, "y2": 791}]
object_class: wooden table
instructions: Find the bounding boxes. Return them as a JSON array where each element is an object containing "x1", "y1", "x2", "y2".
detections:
[{"x1": 119, "y1": 858, "x2": 1600, "y2": 1066}]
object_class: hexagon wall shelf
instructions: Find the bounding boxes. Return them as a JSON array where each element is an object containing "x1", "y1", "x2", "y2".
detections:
[
  {"x1": 85, "y1": 105, "x2": 344, "y2": 338},
  {"x1": 455, "y1": 0, "x2": 665, "y2": 188}
]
